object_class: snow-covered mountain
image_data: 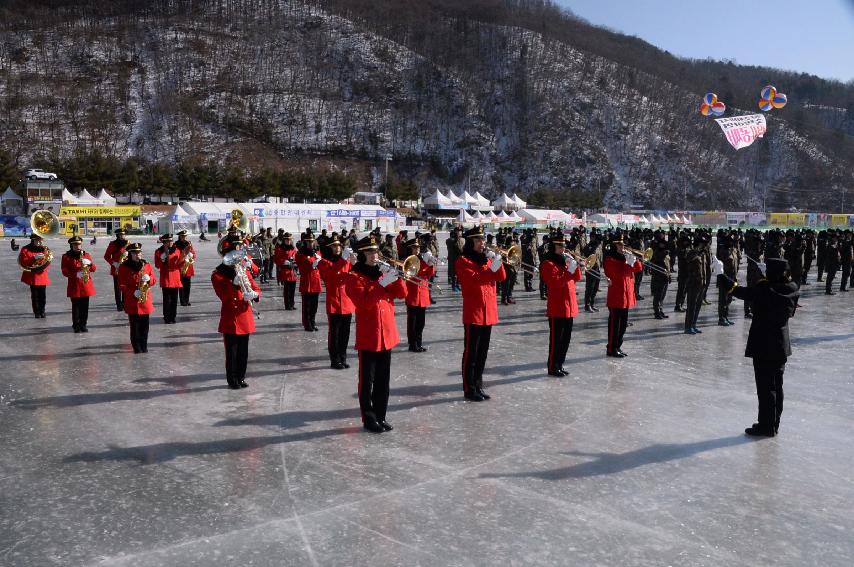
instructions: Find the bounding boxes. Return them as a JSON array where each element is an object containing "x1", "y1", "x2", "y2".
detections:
[{"x1": 1, "y1": 0, "x2": 852, "y2": 209}]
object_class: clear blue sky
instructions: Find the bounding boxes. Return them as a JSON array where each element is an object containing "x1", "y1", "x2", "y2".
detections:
[{"x1": 555, "y1": 0, "x2": 854, "y2": 83}]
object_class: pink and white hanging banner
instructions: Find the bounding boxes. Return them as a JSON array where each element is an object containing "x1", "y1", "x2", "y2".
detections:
[{"x1": 714, "y1": 114, "x2": 767, "y2": 150}]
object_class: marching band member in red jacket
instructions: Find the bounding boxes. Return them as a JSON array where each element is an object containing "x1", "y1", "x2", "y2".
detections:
[
  {"x1": 603, "y1": 235, "x2": 643, "y2": 358},
  {"x1": 60, "y1": 236, "x2": 96, "y2": 333},
  {"x1": 539, "y1": 232, "x2": 583, "y2": 376},
  {"x1": 274, "y1": 232, "x2": 298, "y2": 310},
  {"x1": 455, "y1": 226, "x2": 506, "y2": 401},
  {"x1": 296, "y1": 234, "x2": 323, "y2": 331},
  {"x1": 318, "y1": 237, "x2": 355, "y2": 369},
  {"x1": 212, "y1": 234, "x2": 261, "y2": 389},
  {"x1": 175, "y1": 230, "x2": 196, "y2": 307},
  {"x1": 403, "y1": 238, "x2": 436, "y2": 352},
  {"x1": 345, "y1": 235, "x2": 407, "y2": 433},
  {"x1": 118, "y1": 243, "x2": 156, "y2": 353},
  {"x1": 103, "y1": 227, "x2": 128, "y2": 311},
  {"x1": 19, "y1": 233, "x2": 52, "y2": 318},
  {"x1": 154, "y1": 234, "x2": 183, "y2": 324}
]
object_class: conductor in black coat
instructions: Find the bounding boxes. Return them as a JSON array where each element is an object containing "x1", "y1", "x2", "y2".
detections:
[{"x1": 729, "y1": 258, "x2": 799, "y2": 437}]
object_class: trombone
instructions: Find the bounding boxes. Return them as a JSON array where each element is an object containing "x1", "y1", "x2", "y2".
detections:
[
  {"x1": 487, "y1": 244, "x2": 539, "y2": 274},
  {"x1": 563, "y1": 251, "x2": 609, "y2": 282},
  {"x1": 623, "y1": 246, "x2": 670, "y2": 277},
  {"x1": 377, "y1": 254, "x2": 443, "y2": 294}
]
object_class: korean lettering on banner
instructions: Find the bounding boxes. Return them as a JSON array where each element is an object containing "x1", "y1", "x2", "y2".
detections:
[{"x1": 714, "y1": 114, "x2": 767, "y2": 150}]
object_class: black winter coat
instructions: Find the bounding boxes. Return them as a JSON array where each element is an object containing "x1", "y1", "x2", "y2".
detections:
[{"x1": 731, "y1": 280, "x2": 799, "y2": 360}]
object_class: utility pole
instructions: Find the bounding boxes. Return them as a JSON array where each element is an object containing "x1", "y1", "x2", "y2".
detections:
[{"x1": 383, "y1": 154, "x2": 392, "y2": 200}]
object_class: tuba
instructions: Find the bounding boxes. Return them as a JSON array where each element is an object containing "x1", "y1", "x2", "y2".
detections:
[
  {"x1": 228, "y1": 209, "x2": 249, "y2": 233},
  {"x1": 223, "y1": 248, "x2": 260, "y2": 319},
  {"x1": 19, "y1": 210, "x2": 59, "y2": 271}
]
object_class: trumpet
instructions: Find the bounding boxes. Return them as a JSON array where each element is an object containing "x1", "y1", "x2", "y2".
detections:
[
  {"x1": 377, "y1": 254, "x2": 442, "y2": 294},
  {"x1": 487, "y1": 244, "x2": 539, "y2": 274}
]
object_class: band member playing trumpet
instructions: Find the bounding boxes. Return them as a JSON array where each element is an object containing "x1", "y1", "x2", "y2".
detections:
[
  {"x1": 118, "y1": 243, "x2": 156, "y2": 353},
  {"x1": 604, "y1": 235, "x2": 642, "y2": 357},
  {"x1": 456, "y1": 226, "x2": 506, "y2": 401},
  {"x1": 274, "y1": 232, "x2": 298, "y2": 310},
  {"x1": 345, "y1": 235, "x2": 408, "y2": 433},
  {"x1": 318, "y1": 237, "x2": 355, "y2": 369},
  {"x1": 19, "y1": 232, "x2": 52, "y2": 318},
  {"x1": 103, "y1": 227, "x2": 128, "y2": 311},
  {"x1": 154, "y1": 234, "x2": 183, "y2": 324},
  {"x1": 539, "y1": 232, "x2": 582, "y2": 376},
  {"x1": 404, "y1": 238, "x2": 436, "y2": 352},
  {"x1": 212, "y1": 234, "x2": 261, "y2": 389},
  {"x1": 175, "y1": 230, "x2": 196, "y2": 307},
  {"x1": 296, "y1": 234, "x2": 322, "y2": 332},
  {"x1": 61, "y1": 236, "x2": 96, "y2": 333}
]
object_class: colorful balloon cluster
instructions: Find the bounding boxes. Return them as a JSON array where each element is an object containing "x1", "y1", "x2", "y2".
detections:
[
  {"x1": 699, "y1": 93, "x2": 726, "y2": 117},
  {"x1": 758, "y1": 85, "x2": 787, "y2": 111}
]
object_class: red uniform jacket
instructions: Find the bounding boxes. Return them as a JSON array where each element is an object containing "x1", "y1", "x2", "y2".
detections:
[
  {"x1": 211, "y1": 265, "x2": 260, "y2": 335},
  {"x1": 154, "y1": 245, "x2": 183, "y2": 288},
  {"x1": 604, "y1": 255, "x2": 643, "y2": 309},
  {"x1": 103, "y1": 239, "x2": 128, "y2": 277},
  {"x1": 455, "y1": 254, "x2": 506, "y2": 326},
  {"x1": 274, "y1": 246, "x2": 297, "y2": 282},
  {"x1": 540, "y1": 258, "x2": 582, "y2": 318},
  {"x1": 118, "y1": 261, "x2": 156, "y2": 315},
  {"x1": 405, "y1": 260, "x2": 436, "y2": 307},
  {"x1": 296, "y1": 251, "x2": 323, "y2": 293},
  {"x1": 319, "y1": 257, "x2": 355, "y2": 315},
  {"x1": 174, "y1": 241, "x2": 196, "y2": 278},
  {"x1": 60, "y1": 251, "x2": 97, "y2": 298},
  {"x1": 18, "y1": 245, "x2": 52, "y2": 286},
  {"x1": 345, "y1": 266, "x2": 407, "y2": 352}
]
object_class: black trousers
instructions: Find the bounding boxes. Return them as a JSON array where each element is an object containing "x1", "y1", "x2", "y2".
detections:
[
  {"x1": 634, "y1": 270, "x2": 644, "y2": 297},
  {"x1": 801, "y1": 256, "x2": 813, "y2": 284},
  {"x1": 128, "y1": 314, "x2": 150, "y2": 353},
  {"x1": 301, "y1": 292, "x2": 319, "y2": 330},
  {"x1": 162, "y1": 288, "x2": 179, "y2": 323},
  {"x1": 462, "y1": 324, "x2": 492, "y2": 393},
  {"x1": 406, "y1": 306, "x2": 426, "y2": 349},
  {"x1": 606, "y1": 308, "x2": 628, "y2": 354},
  {"x1": 840, "y1": 263, "x2": 851, "y2": 291},
  {"x1": 539, "y1": 276, "x2": 547, "y2": 298},
  {"x1": 265, "y1": 258, "x2": 274, "y2": 279},
  {"x1": 584, "y1": 272, "x2": 600, "y2": 307},
  {"x1": 327, "y1": 313, "x2": 352, "y2": 364},
  {"x1": 825, "y1": 269, "x2": 837, "y2": 294},
  {"x1": 358, "y1": 349, "x2": 391, "y2": 424},
  {"x1": 71, "y1": 297, "x2": 90, "y2": 330},
  {"x1": 674, "y1": 276, "x2": 686, "y2": 308},
  {"x1": 753, "y1": 358, "x2": 785, "y2": 433},
  {"x1": 29, "y1": 285, "x2": 46, "y2": 316},
  {"x1": 112, "y1": 276, "x2": 123, "y2": 310},
  {"x1": 224, "y1": 333, "x2": 250, "y2": 384},
  {"x1": 547, "y1": 317, "x2": 574, "y2": 372},
  {"x1": 282, "y1": 281, "x2": 296, "y2": 309},
  {"x1": 816, "y1": 253, "x2": 826, "y2": 280},
  {"x1": 257, "y1": 260, "x2": 268, "y2": 283},
  {"x1": 501, "y1": 268, "x2": 517, "y2": 302},
  {"x1": 524, "y1": 268, "x2": 534, "y2": 291},
  {"x1": 651, "y1": 279, "x2": 668, "y2": 314},
  {"x1": 684, "y1": 284, "x2": 703, "y2": 330},
  {"x1": 717, "y1": 276, "x2": 732, "y2": 320},
  {"x1": 179, "y1": 276, "x2": 192, "y2": 305}
]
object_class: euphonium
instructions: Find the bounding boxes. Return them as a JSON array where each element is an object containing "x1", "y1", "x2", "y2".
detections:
[{"x1": 180, "y1": 252, "x2": 195, "y2": 276}]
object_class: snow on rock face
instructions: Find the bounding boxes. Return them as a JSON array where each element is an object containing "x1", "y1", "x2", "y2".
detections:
[{"x1": 0, "y1": 1, "x2": 850, "y2": 209}]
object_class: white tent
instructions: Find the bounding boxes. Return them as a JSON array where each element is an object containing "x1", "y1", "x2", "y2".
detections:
[
  {"x1": 1, "y1": 186, "x2": 24, "y2": 215},
  {"x1": 245, "y1": 202, "x2": 398, "y2": 234},
  {"x1": 511, "y1": 193, "x2": 527, "y2": 209},
  {"x1": 97, "y1": 189, "x2": 117, "y2": 206},
  {"x1": 447, "y1": 191, "x2": 466, "y2": 209},
  {"x1": 496, "y1": 210, "x2": 512, "y2": 222},
  {"x1": 76, "y1": 189, "x2": 101, "y2": 205},
  {"x1": 423, "y1": 189, "x2": 455, "y2": 209},
  {"x1": 61, "y1": 189, "x2": 78, "y2": 204},
  {"x1": 158, "y1": 204, "x2": 200, "y2": 234},
  {"x1": 473, "y1": 192, "x2": 492, "y2": 210},
  {"x1": 491, "y1": 193, "x2": 516, "y2": 211},
  {"x1": 457, "y1": 209, "x2": 475, "y2": 224},
  {"x1": 519, "y1": 208, "x2": 568, "y2": 225},
  {"x1": 462, "y1": 191, "x2": 479, "y2": 208},
  {"x1": 637, "y1": 215, "x2": 649, "y2": 224},
  {"x1": 508, "y1": 211, "x2": 523, "y2": 222}
]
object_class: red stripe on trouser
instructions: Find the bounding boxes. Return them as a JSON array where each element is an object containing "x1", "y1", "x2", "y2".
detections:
[
  {"x1": 327, "y1": 315, "x2": 333, "y2": 357},
  {"x1": 461, "y1": 324, "x2": 470, "y2": 392},
  {"x1": 302, "y1": 297, "x2": 308, "y2": 328},
  {"x1": 358, "y1": 351, "x2": 365, "y2": 422},
  {"x1": 608, "y1": 310, "x2": 616, "y2": 353},
  {"x1": 548, "y1": 318, "x2": 555, "y2": 370}
]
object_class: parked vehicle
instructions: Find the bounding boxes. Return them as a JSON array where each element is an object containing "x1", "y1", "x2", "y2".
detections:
[{"x1": 24, "y1": 168, "x2": 58, "y2": 180}]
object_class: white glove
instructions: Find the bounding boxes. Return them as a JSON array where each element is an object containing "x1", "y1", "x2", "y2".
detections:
[
  {"x1": 81, "y1": 258, "x2": 92, "y2": 266},
  {"x1": 712, "y1": 258, "x2": 724, "y2": 277},
  {"x1": 489, "y1": 257, "x2": 503, "y2": 272},
  {"x1": 112, "y1": 261, "x2": 120, "y2": 269},
  {"x1": 34, "y1": 253, "x2": 45, "y2": 260},
  {"x1": 379, "y1": 271, "x2": 399, "y2": 287},
  {"x1": 76, "y1": 271, "x2": 84, "y2": 279},
  {"x1": 133, "y1": 289, "x2": 141, "y2": 298},
  {"x1": 311, "y1": 257, "x2": 320, "y2": 268},
  {"x1": 160, "y1": 253, "x2": 167, "y2": 261},
  {"x1": 378, "y1": 263, "x2": 392, "y2": 274},
  {"x1": 141, "y1": 274, "x2": 151, "y2": 283},
  {"x1": 486, "y1": 250, "x2": 497, "y2": 260},
  {"x1": 567, "y1": 258, "x2": 578, "y2": 273},
  {"x1": 625, "y1": 253, "x2": 636, "y2": 266},
  {"x1": 233, "y1": 275, "x2": 242, "y2": 286},
  {"x1": 344, "y1": 247, "x2": 353, "y2": 258},
  {"x1": 757, "y1": 262, "x2": 766, "y2": 274},
  {"x1": 243, "y1": 290, "x2": 258, "y2": 302},
  {"x1": 422, "y1": 251, "x2": 433, "y2": 262}
]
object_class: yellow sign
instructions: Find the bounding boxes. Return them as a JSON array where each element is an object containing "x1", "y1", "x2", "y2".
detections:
[
  {"x1": 831, "y1": 214, "x2": 850, "y2": 226},
  {"x1": 786, "y1": 213, "x2": 806, "y2": 225},
  {"x1": 60, "y1": 205, "x2": 141, "y2": 217},
  {"x1": 768, "y1": 213, "x2": 788, "y2": 225}
]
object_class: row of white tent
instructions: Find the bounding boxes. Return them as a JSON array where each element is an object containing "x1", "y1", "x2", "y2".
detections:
[
  {"x1": 423, "y1": 190, "x2": 527, "y2": 211},
  {"x1": 61, "y1": 188, "x2": 117, "y2": 206},
  {"x1": 636, "y1": 214, "x2": 692, "y2": 225}
]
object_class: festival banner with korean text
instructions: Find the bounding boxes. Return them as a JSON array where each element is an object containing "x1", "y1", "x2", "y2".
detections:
[
  {"x1": 714, "y1": 114, "x2": 767, "y2": 150},
  {"x1": 830, "y1": 214, "x2": 849, "y2": 226},
  {"x1": 786, "y1": 213, "x2": 806, "y2": 226},
  {"x1": 768, "y1": 213, "x2": 788, "y2": 225}
]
